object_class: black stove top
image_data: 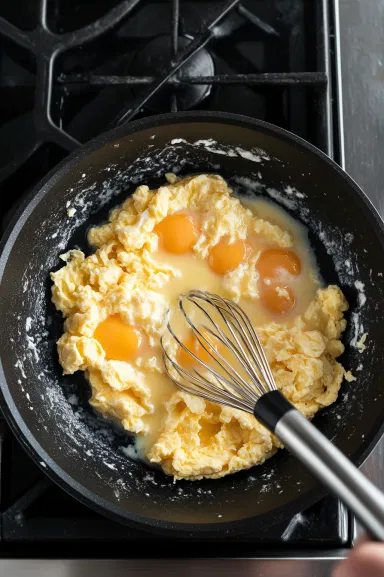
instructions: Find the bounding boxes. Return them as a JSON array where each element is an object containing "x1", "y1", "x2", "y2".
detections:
[{"x1": 0, "y1": 0, "x2": 350, "y2": 557}]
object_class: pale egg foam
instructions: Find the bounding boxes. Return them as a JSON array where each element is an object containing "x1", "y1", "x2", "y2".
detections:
[{"x1": 51, "y1": 174, "x2": 351, "y2": 480}]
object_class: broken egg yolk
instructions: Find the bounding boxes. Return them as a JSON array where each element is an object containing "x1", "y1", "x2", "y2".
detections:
[
  {"x1": 177, "y1": 329, "x2": 222, "y2": 369},
  {"x1": 208, "y1": 238, "x2": 251, "y2": 275},
  {"x1": 260, "y1": 284, "x2": 296, "y2": 315},
  {"x1": 256, "y1": 249, "x2": 300, "y2": 315},
  {"x1": 256, "y1": 248, "x2": 301, "y2": 280},
  {"x1": 154, "y1": 213, "x2": 198, "y2": 255},
  {"x1": 94, "y1": 315, "x2": 144, "y2": 361}
]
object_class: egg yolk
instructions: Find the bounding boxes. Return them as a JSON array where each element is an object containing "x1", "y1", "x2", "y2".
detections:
[
  {"x1": 154, "y1": 213, "x2": 198, "y2": 254},
  {"x1": 178, "y1": 329, "x2": 222, "y2": 369},
  {"x1": 260, "y1": 284, "x2": 296, "y2": 315},
  {"x1": 208, "y1": 238, "x2": 251, "y2": 275},
  {"x1": 256, "y1": 248, "x2": 301, "y2": 280},
  {"x1": 94, "y1": 315, "x2": 143, "y2": 361}
]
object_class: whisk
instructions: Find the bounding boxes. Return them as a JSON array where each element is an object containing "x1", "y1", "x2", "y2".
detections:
[{"x1": 162, "y1": 290, "x2": 384, "y2": 540}]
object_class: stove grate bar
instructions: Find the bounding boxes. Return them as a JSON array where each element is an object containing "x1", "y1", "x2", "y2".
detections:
[
  {"x1": 111, "y1": 0, "x2": 243, "y2": 126},
  {"x1": 59, "y1": 0, "x2": 142, "y2": 50},
  {"x1": 60, "y1": 72, "x2": 328, "y2": 87},
  {"x1": 2, "y1": 478, "x2": 52, "y2": 526},
  {"x1": 0, "y1": 16, "x2": 34, "y2": 51},
  {"x1": 0, "y1": 0, "x2": 144, "y2": 164},
  {"x1": 237, "y1": 4, "x2": 279, "y2": 36},
  {"x1": 0, "y1": 0, "x2": 328, "y2": 166}
]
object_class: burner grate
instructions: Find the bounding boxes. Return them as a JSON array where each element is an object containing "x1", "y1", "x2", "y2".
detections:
[
  {"x1": 0, "y1": 0, "x2": 331, "y2": 186},
  {"x1": 0, "y1": 0, "x2": 142, "y2": 177}
]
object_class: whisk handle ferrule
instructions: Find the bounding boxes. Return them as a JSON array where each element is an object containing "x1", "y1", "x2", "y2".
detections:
[
  {"x1": 254, "y1": 390, "x2": 294, "y2": 430},
  {"x1": 254, "y1": 390, "x2": 384, "y2": 541}
]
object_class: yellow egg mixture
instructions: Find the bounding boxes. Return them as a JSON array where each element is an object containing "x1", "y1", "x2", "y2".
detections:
[{"x1": 51, "y1": 174, "x2": 350, "y2": 480}]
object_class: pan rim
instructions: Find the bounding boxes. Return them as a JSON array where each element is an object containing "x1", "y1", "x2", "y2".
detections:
[{"x1": 1, "y1": 110, "x2": 384, "y2": 536}]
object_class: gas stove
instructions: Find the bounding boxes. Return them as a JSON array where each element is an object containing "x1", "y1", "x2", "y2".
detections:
[{"x1": 0, "y1": 0, "x2": 380, "y2": 574}]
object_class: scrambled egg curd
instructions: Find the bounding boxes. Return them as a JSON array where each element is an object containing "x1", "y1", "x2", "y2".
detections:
[{"x1": 51, "y1": 174, "x2": 349, "y2": 480}]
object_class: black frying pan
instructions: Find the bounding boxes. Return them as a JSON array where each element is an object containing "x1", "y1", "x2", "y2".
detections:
[{"x1": 0, "y1": 111, "x2": 383, "y2": 537}]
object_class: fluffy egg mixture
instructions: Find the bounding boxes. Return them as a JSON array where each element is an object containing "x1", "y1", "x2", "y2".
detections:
[{"x1": 51, "y1": 174, "x2": 350, "y2": 480}]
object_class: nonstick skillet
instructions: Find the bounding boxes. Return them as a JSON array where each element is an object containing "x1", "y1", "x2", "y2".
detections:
[{"x1": 0, "y1": 111, "x2": 383, "y2": 537}]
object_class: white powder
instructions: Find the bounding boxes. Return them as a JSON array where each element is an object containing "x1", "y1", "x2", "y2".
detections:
[
  {"x1": 169, "y1": 137, "x2": 270, "y2": 164},
  {"x1": 232, "y1": 175, "x2": 265, "y2": 193},
  {"x1": 354, "y1": 280, "x2": 366, "y2": 307},
  {"x1": 284, "y1": 185, "x2": 306, "y2": 199},
  {"x1": 193, "y1": 138, "x2": 237, "y2": 156},
  {"x1": 121, "y1": 444, "x2": 140, "y2": 460},
  {"x1": 235, "y1": 147, "x2": 262, "y2": 163},
  {"x1": 14, "y1": 359, "x2": 26, "y2": 379},
  {"x1": 266, "y1": 187, "x2": 298, "y2": 210},
  {"x1": 350, "y1": 312, "x2": 367, "y2": 352}
]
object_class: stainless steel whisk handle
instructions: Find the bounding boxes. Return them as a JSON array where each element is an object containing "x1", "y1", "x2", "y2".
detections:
[{"x1": 255, "y1": 391, "x2": 384, "y2": 541}]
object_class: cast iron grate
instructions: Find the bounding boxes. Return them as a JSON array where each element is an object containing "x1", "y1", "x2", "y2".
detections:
[{"x1": 0, "y1": 0, "x2": 332, "y2": 187}]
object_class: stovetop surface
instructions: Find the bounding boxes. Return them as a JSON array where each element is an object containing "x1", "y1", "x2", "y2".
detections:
[{"x1": 0, "y1": 0, "x2": 351, "y2": 557}]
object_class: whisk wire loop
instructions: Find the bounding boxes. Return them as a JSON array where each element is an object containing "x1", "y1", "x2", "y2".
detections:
[
  {"x1": 161, "y1": 337, "x2": 253, "y2": 412},
  {"x1": 184, "y1": 291, "x2": 275, "y2": 395},
  {"x1": 162, "y1": 290, "x2": 277, "y2": 411},
  {"x1": 178, "y1": 296, "x2": 262, "y2": 401},
  {"x1": 162, "y1": 319, "x2": 256, "y2": 409}
]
